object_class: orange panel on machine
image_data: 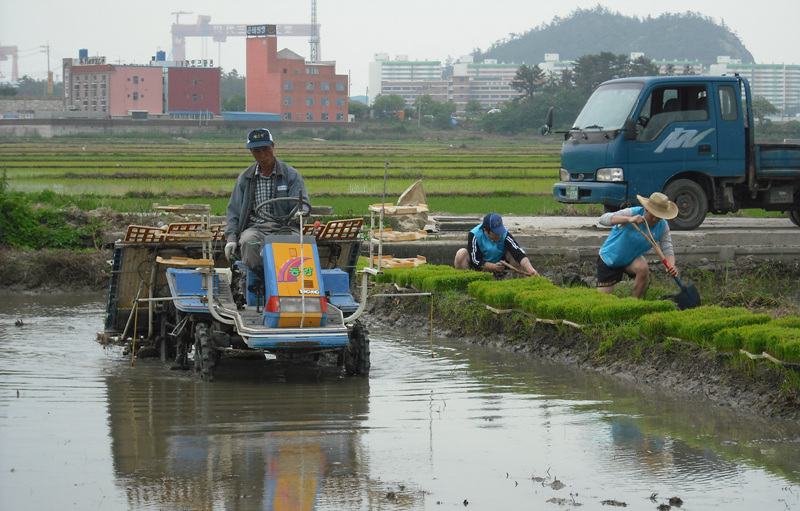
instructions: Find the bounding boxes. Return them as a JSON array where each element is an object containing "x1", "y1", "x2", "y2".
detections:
[{"x1": 271, "y1": 243, "x2": 321, "y2": 297}]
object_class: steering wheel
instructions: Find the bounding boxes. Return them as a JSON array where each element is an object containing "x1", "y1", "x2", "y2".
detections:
[
  {"x1": 253, "y1": 196, "x2": 312, "y2": 227},
  {"x1": 637, "y1": 115, "x2": 649, "y2": 127}
]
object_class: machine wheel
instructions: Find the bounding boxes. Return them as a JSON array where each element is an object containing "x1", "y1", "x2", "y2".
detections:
[
  {"x1": 167, "y1": 308, "x2": 191, "y2": 370},
  {"x1": 663, "y1": 179, "x2": 708, "y2": 231},
  {"x1": 344, "y1": 321, "x2": 370, "y2": 376},
  {"x1": 194, "y1": 323, "x2": 219, "y2": 382},
  {"x1": 789, "y1": 210, "x2": 800, "y2": 228}
]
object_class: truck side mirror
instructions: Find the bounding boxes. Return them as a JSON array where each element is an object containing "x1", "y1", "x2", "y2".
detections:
[
  {"x1": 623, "y1": 118, "x2": 637, "y2": 140},
  {"x1": 540, "y1": 107, "x2": 554, "y2": 136}
]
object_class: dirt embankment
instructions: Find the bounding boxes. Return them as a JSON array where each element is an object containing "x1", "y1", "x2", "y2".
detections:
[
  {"x1": 362, "y1": 281, "x2": 800, "y2": 423},
  {"x1": 0, "y1": 208, "x2": 203, "y2": 293}
]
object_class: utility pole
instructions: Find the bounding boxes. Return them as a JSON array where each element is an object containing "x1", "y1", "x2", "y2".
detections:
[{"x1": 40, "y1": 42, "x2": 51, "y2": 96}]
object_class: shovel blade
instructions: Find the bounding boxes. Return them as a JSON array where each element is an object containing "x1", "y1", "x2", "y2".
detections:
[{"x1": 673, "y1": 283, "x2": 701, "y2": 310}]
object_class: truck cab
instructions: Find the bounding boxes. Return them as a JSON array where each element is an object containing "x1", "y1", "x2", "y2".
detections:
[{"x1": 551, "y1": 75, "x2": 759, "y2": 230}]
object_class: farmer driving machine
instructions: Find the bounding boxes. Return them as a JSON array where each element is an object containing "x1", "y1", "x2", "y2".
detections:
[{"x1": 103, "y1": 197, "x2": 373, "y2": 381}]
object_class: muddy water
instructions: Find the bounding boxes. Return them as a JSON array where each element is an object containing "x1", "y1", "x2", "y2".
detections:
[{"x1": 2, "y1": 295, "x2": 800, "y2": 510}]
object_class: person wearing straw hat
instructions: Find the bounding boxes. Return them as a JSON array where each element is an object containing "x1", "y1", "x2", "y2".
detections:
[
  {"x1": 454, "y1": 213, "x2": 539, "y2": 276},
  {"x1": 596, "y1": 192, "x2": 680, "y2": 298}
]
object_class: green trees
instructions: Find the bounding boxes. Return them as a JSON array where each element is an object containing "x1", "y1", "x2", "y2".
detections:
[
  {"x1": 480, "y1": 51, "x2": 661, "y2": 134},
  {"x1": 752, "y1": 96, "x2": 779, "y2": 123},
  {"x1": 371, "y1": 94, "x2": 407, "y2": 117},
  {"x1": 348, "y1": 101, "x2": 369, "y2": 121},
  {"x1": 220, "y1": 69, "x2": 245, "y2": 109},
  {"x1": 510, "y1": 64, "x2": 546, "y2": 100},
  {"x1": 413, "y1": 94, "x2": 457, "y2": 127}
]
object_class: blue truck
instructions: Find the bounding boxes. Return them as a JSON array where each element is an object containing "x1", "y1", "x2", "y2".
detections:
[{"x1": 545, "y1": 75, "x2": 800, "y2": 230}]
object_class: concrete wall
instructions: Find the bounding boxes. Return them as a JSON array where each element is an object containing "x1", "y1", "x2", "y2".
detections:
[
  {"x1": 0, "y1": 118, "x2": 362, "y2": 138},
  {"x1": 0, "y1": 99, "x2": 64, "y2": 116}
]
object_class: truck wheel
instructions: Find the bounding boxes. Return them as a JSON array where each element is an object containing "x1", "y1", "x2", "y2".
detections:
[
  {"x1": 789, "y1": 211, "x2": 800, "y2": 228},
  {"x1": 194, "y1": 323, "x2": 219, "y2": 382},
  {"x1": 344, "y1": 321, "x2": 370, "y2": 376},
  {"x1": 663, "y1": 179, "x2": 708, "y2": 230}
]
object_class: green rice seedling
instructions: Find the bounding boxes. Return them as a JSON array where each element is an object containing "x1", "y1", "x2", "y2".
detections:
[
  {"x1": 467, "y1": 276, "x2": 557, "y2": 308},
  {"x1": 527, "y1": 289, "x2": 594, "y2": 320},
  {"x1": 467, "y1": 280, "x2": 495, "y2": 302},
  {"x1": 589, "y1": 321, "x2": 642, "y2": 356},
  {"x1": 713, "y1": 327, "x2": 745, "y2": 352},
  {"x1": 717, "y1": 318, "x2": 800, "y2": 354},
  {"x1": 514, "y1": 289, "x2": 557, "y2": 317},
  {"x1": 674, "y1": 309, "x2": 773, "y2": 347},
  {"x1": 638, "y1": 306, "x2": 736, "y2": 339},
  {"x1": 589, "y1": 297, "x2": 676, "y2": 324},
  {"x1": 558, "y1": 288, "x2": 618, "y2": 324},
  {"x1": 743, "y1": 325, "x2": 794, "y2": 355},
  {"x1": 397, "y1": 265, "x2": 442, "y2": 287},
  {"x1": 765, "y1": 329, "x2": 800, "y2": 363},
  {"x1": 376, "y1": 264, "x2": 486, "y2": 291},
  {"x1": 472, "y1": 286, "x2": 519, "y2": 309},
  {"x1": 774, "y1": 316, "x2": 800, "y2": 328},
  {"x1": 420, "y1": 271, "x2": 492, "y2": 292},
  {"x1": 466, "y1": 275, "x2": 550, "y2": 295}
]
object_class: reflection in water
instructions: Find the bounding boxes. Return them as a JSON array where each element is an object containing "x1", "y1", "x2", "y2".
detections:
[
  {"x1": 106, "y1": 361, "x2": 370, "y2": 510},
  {"x1": 3, "y1": 294, "x2": 800, "y2": 510}
]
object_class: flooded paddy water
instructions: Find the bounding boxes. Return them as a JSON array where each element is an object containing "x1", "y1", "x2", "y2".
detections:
[{"x1": 2, "y1": 293, "x2": 800, "y2": 510}]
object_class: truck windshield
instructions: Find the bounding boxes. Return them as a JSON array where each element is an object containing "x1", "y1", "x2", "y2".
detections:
[{"x1": 572, "y1": 82, "x2": 643, "y2": 131}]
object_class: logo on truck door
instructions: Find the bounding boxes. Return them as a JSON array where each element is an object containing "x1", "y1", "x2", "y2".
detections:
[{"x1": 654, "y1": 127, "x2": 714, "y2": 154}]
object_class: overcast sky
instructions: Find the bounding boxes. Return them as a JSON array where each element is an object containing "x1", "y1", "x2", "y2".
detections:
[{"x1": 2, "y1": 0, "x2": 798, "y2": 96}]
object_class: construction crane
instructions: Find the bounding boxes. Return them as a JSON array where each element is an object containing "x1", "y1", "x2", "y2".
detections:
[
  {"x1": 309, "y1": 0, "x2": 319, "y2": 62},
  {"x1": 171, "y1": 11, "x2": 193, "y2": 25},
  {"x1": 170, "y1": 15, "x2": 320, "y2": 63},
  {"x1": 0, "y1": 44, "x2": 19, "y2": 83}
]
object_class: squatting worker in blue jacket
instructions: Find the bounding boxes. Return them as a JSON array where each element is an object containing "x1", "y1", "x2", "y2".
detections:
[
  {"x1": 454, "y1": 213, "x2": 539, "y2": 276},
  {"x1": 223, "y1": 128, "x2": 311, "y2": 273},
  {"x1": 597, "y1": 192, "x2": 679, "y2": 298}
]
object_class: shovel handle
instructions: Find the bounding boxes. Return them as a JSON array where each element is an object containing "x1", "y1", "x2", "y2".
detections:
[
  {"x1": 632, "y1": 221, "x2": 696, "y2": 303},
  {"x1": 631, "y1": 223, "x2": 675, "y2": 274},
  {"x1": 672, "y1": 274, "x2": 689, "y2": 291}
]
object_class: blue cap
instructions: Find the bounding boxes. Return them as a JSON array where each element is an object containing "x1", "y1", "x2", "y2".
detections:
[
  {"x1": 246, "y1": 128, "x2": 274, "y2": 148},
  {"x1": 482, "y1": 213, "x2": 506, "y2": 235}
]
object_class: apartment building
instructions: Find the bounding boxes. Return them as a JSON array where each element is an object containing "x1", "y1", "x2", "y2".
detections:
[
  {"x1": 710, "y1": 57, "x2": 800, "y2": 112},
  {"x1": 62, "y1": 50, "x2": 220, "y2": 116}
]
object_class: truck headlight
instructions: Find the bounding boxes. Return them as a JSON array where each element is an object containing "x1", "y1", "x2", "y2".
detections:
[
  {"x1": 596, "y1": 167, "x2": 624, "y2": 182},
  {"x1": 559, "y1": 168, "x2": 570, "y2": 181}
]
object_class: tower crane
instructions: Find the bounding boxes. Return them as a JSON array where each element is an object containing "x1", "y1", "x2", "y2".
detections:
[
  {"x1": 309, "y1": 0, "x2": 319, "y2": 62},
  {"x1": 0, "y1": 44, "x2": 19, "y2": 83},
  {"x1": 171, "y1": 11, "x2": 192, "y2": 25},
  {"x1": 170, "y1": 8, "x2": 321, "y2": 63}
]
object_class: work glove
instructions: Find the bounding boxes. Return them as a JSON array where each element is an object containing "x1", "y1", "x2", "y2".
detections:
[{"x1": 224, "y1": 241, "x2": 237, "y2": 261}]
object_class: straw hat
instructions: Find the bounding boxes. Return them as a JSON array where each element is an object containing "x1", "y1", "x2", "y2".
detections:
[{"x1": 636, "y1": 192, "x2": 678, "y2": 220}]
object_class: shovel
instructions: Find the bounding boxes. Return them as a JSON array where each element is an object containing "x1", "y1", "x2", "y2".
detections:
[{"x1": 632, "y1": 223, "x2": 701, "y2": 310}]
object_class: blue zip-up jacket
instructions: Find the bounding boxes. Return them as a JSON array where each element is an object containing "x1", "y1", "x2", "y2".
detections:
[{"x1": 466, "y1": 224, "x2": 527, "y2": 269}]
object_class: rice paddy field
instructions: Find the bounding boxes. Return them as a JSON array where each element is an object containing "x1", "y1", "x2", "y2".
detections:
[{"x1": 1, "y1": 135, "x2": 578, "y2": 217}]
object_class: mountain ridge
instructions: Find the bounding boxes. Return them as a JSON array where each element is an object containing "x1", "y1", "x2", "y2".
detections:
[{"x1": 473, "y1": 6, "x2": 753, "y2": 67}]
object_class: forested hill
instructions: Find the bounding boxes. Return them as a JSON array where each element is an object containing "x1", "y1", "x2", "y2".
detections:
[{"x1": 473, "y1": 6, "x2": 753, "y2": 67}]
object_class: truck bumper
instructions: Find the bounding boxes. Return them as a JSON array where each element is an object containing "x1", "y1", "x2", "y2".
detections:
[{"x1": 553, "y1": 182, "x2": 628, "y2": 206}]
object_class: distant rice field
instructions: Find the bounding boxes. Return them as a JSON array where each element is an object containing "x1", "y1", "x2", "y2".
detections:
[{"x1": 2, "y1": 137, "x2": 578, "y2": 217}]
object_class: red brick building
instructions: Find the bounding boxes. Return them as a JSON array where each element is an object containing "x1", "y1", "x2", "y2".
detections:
[
  {"x1": 246, "y1": 32, "x2": 348, "y2": 122},
  {"x1": 164, "y1": 67, "x2": 221, "y2": 115}
]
